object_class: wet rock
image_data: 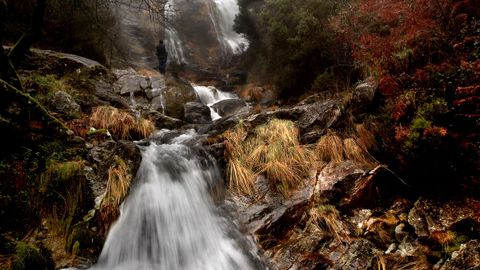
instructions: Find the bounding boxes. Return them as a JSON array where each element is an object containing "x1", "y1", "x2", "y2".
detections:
[
  {"x1": 144, "y1": 111, "x2": 185, "y2": 130},
  {"x1": 395, "y1": 223, "x2": 410, "y2": 242},
  {"x1": 440, "y1": 240, "x2": 480, "y2": 270},
  {"x1": 94, "y1": 80, "x2": 130, "y2": 110},
  {"x1": 332, "y1": 239, "x2": 380, "y2": 270},
  {"x1": 350, "y1": 79, "x2": 377, "y2": 113},
  {"x1": 408, "y1": 197, "x2": 480, "y2": 238},
  {"x1": 202, "y1": 112, "x2": 248, "y2": 135},
  {"x1": 114, "y1": 75, "x2": 150, "y2": 95},
  {"x1": 315, "y1": 161, "x2": 368, "y2": 204},
  {"x1": 245, "y1": 99, "x2": 343, "y2": 143},
  {"x1": 87, "y1": 140, "x2": 141, "y2": 200},
  {"x1": 183, "y1": 102, "x2": 212, "y2": 124},
  {"x1": 211, "y1": 98, "x2": 248, "y2": 117},
  {"x1": 162, "y1": 75, "x2": 198, "y2": 119},
  {"x1": 50, "y1": 91, "x2": 81, "y2": 119},
  {"x1": 231, "y1": 176, "x2": 315, "y2": 250},
  {"x1": 267, "y1": 231, "x2": 330, "y2": 270}
]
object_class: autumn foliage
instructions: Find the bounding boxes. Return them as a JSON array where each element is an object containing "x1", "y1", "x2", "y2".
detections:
[{"x1": 334, "y1": 0, "x2": 480, "y2": 189}]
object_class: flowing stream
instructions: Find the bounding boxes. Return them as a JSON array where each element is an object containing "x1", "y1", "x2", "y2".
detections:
[
  {"x1": 92, "y1": 131, "x2": 260, "y2": 270},
  {"x1": 192, "y1": 84, "x2": 238, "y2": 120},
  {"x1": 90, "y1": 2, "x2": 260, "y2": 268}
]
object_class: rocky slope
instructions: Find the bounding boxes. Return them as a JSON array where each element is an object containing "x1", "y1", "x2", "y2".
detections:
[{"x1": 1, "y1": 48, "x2": 479, "y2": 270}]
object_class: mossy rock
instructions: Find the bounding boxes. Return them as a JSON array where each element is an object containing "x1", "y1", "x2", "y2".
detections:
[
  {"x1": 10, "y1": 242, "x2": 54, "y2": 270},
  {"x1": 65, "y1": 220, "x2": 102, "y2": 256}
]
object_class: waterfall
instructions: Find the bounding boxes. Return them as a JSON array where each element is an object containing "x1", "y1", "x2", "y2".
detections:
[
  {"x1": 91, "y1": 131, "x2": 261, "y2": 270},
  {"x1": 165, "y1": 0, "x2": 249, "y2": 66},
  {"x1": 192, "y1": 84, "x2": 238, "y2": 120},
  {"x1": 207, "y1": 0, "x2": 249, "y2": 59},
  {"x1": 165, "y1": 0, "x2": 188, "y2": 65}
]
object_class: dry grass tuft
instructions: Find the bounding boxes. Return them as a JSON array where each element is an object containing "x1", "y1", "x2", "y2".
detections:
[
  {"x1": 227, "y1": 159, "x2": 255, "y2": 195},
  {"x1": 224, "y1": 119, "x2": 314, "y2": 196},
  {"x1": 90, "y1": 106, "x2": 155, "y2": 139},
  {"x1": 316, "y1": 132, "x2": 345, "y2": 163},
  {"x1": 374, "y1": 255, "x2": 388, "y2": 270},
  {"x1": 431, "y1": 230, "x2": 456, "y2": 249},
  {"x1": 316, "y1": 130, "x2": 376, "y2": 166},
  {"x1": 310, "y1": 205, "x2": 348, "y2": 241},
  {"x1": 355, "y1": 123, "x2": 377, "y2": 151},
  {"x1": 343, "y1": 138, "x2": 372, "y2": 165},
  {"x1": 99, "y1": 156, "x2": 133, "y2": 231}
]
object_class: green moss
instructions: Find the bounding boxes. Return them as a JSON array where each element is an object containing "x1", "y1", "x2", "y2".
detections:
[
  {"x1": 10, "y1": 242, "x2": 53, "y2": 270},
  {"x1": 26, "y1": 74, "x2": 66, "y2": 94},
  {"x1": 40, "y1": 160, "x2": 85, "y2": 193},
  {"x1": 66, "y1": 222, "x2": 93, "y2": 254},
  {"x1": 72, "y1": 241, "x2": 80, "y2": 256}
]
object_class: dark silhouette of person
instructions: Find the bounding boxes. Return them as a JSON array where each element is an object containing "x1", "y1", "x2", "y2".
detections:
[{"x1": 156, "y1": 40, "x2": 168, "y2": 74}]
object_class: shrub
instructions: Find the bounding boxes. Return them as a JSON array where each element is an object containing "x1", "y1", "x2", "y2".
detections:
[{"x1": 90, "y1": 106, "x2": 155, "y2": 140}]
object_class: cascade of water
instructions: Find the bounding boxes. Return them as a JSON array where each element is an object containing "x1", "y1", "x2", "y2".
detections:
[
  {"x1": 91, "y1": 131, "x2": 259, "y2": 270},
  {"x1": 165, "y1": 0, "x2": 248, "y2": 65},
  {"x1": 207, "y1": 0, "x2": 249, "y2": 58},
  {"x1": 192, "y1": 84, "x2": 238, "y2": 120},
  {"x1": 165, "y1": 0, "x2": 188, "y2": 65}
]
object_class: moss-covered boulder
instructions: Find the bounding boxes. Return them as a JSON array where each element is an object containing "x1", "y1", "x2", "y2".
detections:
[{"x1": 10, "y1": 242, "x2": 54, "y2": 270}]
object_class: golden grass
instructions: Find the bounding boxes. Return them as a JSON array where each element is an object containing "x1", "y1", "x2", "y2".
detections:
[
  {"x1": 90, "y1": 106, "x2": 155, "y2": 140},
  {"x1": 374, "y1": 255, "x2": 387, "y2": 270},
  {"x1": 227, "y1": 159, "x2": 255, "y2": 195},
  {"x1": 310, "y1": 205, "x2": 348, "y2": 241},
  {"x1": 355, "y1": 123, "x2": 377, "y2": 151},
  {"x1": 104, "y1": 156, "x2": 132, "y2": 206},
  {"x1": 316, "y1": 132, "x2": 345, "y2": 163},
  {"x1": 343, "y1": 138, "x2": 372, "y2": 165},
  {"x1": 99, "y1": 156, "x2": 133, "y2": 231},
  {"x1": 224, "y1": 119, "x2": 314, "y2": 196},
  {"x1": 431, "y1": 230, "x2": 456, "y2": 250}
]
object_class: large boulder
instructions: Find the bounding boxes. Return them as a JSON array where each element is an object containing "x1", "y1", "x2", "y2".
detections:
[
  {"x1": 87, "y1": 140, "x2": 141, "y2": 201},
  {"x1": 245, "y1": 99, "x2": 343, "y2": 143},
  {"x1": 315, "y1": 161, "x2": 368, "y2": 203},
  {"x1": 441, "y1": 240, "x2": 480, "y2": 270},
  {"x1": 50, "y1": 91, "x2": 81, "y2": 119},
  {"x1": 183, "y1": 102, "x2": 212, "y2": 124},
  {"x1": 162, "y1": 75, "x2": 198, "y2": 119},
  {"x1": 408, "y1": 197, "x2": 480, "y2": 238},
  {"x1": 114, "y1": 75, "x2": 150, "y2": 95},
  {"x1": 332, "y1": 239, "x2": 381, "y2": 270},
  {"x1": 211, "y1": 98, "x2": 248, "y2": 117},
  {"x1": 144, "y1": 111, "x2": 185, "y2": 130},
  {"x1": 350, "y1": 79, "x2": 378, "y2": 113},
  {"x1": 230, "y1": 176, "x2": 315, "y2": 249}
]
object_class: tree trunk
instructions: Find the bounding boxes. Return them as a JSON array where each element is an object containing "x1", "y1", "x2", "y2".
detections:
[
  {"x1": 0, "y1": 0, "x2": 22, "y2": 89},
  {"x1": 8, "y1": 0, "x2": 47, "y2": 64}
]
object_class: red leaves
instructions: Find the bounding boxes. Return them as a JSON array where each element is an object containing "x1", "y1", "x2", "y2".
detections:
[
  {"x1": 349, "y1": 0, "x2": 443, "y2": 73},
  {"x1": 394, "y1": 126, "x2": 410, "y2": 142},
  {"x1": 379, "y1": 75, "x2": 400, "y2": 95},
  {"x1": 423, "y1": 126, "x2": 448, "y2": 137}
]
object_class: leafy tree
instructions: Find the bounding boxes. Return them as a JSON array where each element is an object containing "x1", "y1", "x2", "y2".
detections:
[{"x1": 236, "y1": 0, "x2": 349, "y2": 97}]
